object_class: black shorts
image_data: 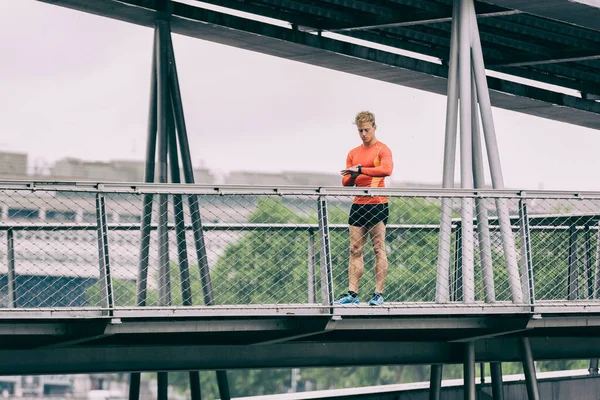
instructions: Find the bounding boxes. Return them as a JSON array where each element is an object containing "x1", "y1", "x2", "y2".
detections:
[{"x1": 348, "y1": 203, "x2": 389, "y2": 228}]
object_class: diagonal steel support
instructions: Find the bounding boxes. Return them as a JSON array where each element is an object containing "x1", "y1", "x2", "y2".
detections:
[
  {"x1": 167, "y1": 32, "x2": 214, "y2": 307},
  {"x1": 318, "y1": 194, "x2": 334, "y2": 306},
  {"x1": 429, "y1": 364, "x2": 443, "y2": 400},
  {"x1": 95, "y1": 192, "x2": 114, "y2": 315},
  {"x1": 436, "y1": 0, "x2": 459, "y2": 304},
  {"x1": 131, "y1": 6, "x2": 217, "y2": 398}
]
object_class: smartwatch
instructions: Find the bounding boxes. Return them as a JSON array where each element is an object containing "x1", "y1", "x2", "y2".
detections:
[{"x1": 357, "y1": 165, "x2": 362, "y2": 174}]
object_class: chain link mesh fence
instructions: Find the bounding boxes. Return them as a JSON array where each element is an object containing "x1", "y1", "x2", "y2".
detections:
[{"x1": 0, "y1": 184, "x2": 599, "y2": 310}]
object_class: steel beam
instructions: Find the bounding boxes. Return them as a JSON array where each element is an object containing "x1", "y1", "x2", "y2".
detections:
[
  {"x1": 436, "y1": 0, "x2": 459, "y2": 304},
  {"x1": 429, "y1": 364, "x2": 443, "y2": 400},
  {"x1": 490, "y1": 362, "x2": 504, "y2": 400},
  {"x1": 332, "y1": 10, "x2": 522, "y2": 32},
  {"x1": 128, "y1": 373, "x2": 141, "y2": 400},
  {"x1": 471, "y1": 74, "x2": 495, "y2": 303},
  {"x1": 216, "y1": 371, "x2": 231, "y2": 400},
  {"x1": 494, "y1": 66, "x2": 600, "y2": 97},
  {"x1": 308, "y1": 230, "x2": 317, "y2": 303},
  {"x1": 3, "y1": 337, "x2": 600, "y2": 374},
  {"x1": 167, "y1": 32, "x2": 214, "y2": 306},
  {"x1": 189, "y1": 371, "x2": 201, "y2": 400},
  {"x1": 492, "y1": 54, "x2": 600, "y2": 68},
  {"x1": 469, "y1": 0, "x2": 522, "y2": 303},
  {"x1": 520, "y1": 338, "x2": 540, "y2": 400},
  {"x1": 589, "y1": 359, "x2": 599, "y2": 376},
  {"x1": 518, "y1": 199, "x2": 534, "y2": 306},
  {"x1": 478, "y1": 0, "x2": 600, "y2": 32},
  {"x1": 136, "y1": 24, "x2": 159, "y2": 307},
  {"x1": 459, "y1": 0, "x2": 474, "y2": 304},
  {"x1": 464, "y1": 342, "x2": 476, "y2": 400},
  {"x1": 157, "y1": 372, "x2": 168, "y2": 400},
  {"x1": 585, "y1": 227, "x2": 594, "y2": 300},
  {"x1": 318, "y1": 196, "x2": 334, "y2": 306},
  {"x1": 95, "y1": 193, "x2": 114, "y2": 313},
  {"x1": 6, "y1": 229, "x2": 16, "y2": 308},
  {"x1": 167, "y1": 96, "x2": 192, "y2": 306},
  {"x1": 479, "y1": 15, "x2": 600, "y2": 53},
  {"x1": 568, "y1": 225, "x2": 579, "y2": 301},
  {"x1": 34, "y1": 0, "x2": 600, "y2": 129},
  {"x1": 156, "y1": 18, "x2": 171, "y2": 307},
  {"x1": 452, "y1": 223, "x2": 463, "y2": 302}
]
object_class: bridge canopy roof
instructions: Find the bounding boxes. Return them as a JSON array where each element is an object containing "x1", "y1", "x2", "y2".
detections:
[{"x1": 38, "y1": 0, "x2": 600, "y2": 129}]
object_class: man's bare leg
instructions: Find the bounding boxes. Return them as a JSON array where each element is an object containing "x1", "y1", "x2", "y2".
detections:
[
  {"x1": 349, "y1": 226, "x2": 368, "y2": 292},
  {"x1": 369, "y1": 222, "x2": 388, "y2": 293}
]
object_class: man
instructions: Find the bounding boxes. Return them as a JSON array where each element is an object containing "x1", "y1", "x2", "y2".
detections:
[{"x1": 336, "y1": 111, "x2": 393, "y2": 306}]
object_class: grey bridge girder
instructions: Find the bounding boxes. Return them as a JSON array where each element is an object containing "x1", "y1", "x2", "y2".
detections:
[
  {"x1": 3, "y1": 336, "x2": 600, "y2": 375},
  {"x1": 35, "y1": 0, "x2": 600, "y2": 129},
  {"x1": 0, "y1": 312, "x2": 598, "y2": 374},
  {"x1": 480, "y1": 0, "x2": 600, "y2": 32}
]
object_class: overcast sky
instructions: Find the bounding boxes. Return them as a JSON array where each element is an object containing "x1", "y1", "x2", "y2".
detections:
[{"x1": 1, "y1": 1, "x2": 599, "y2": 190}]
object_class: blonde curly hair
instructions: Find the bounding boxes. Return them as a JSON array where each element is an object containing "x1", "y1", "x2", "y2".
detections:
[{"x1": 354, "y1": 111, "x2": 376, "y2": 126}]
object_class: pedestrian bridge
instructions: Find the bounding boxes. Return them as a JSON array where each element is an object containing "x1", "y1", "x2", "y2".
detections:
[{"x1": 1, "y1": 180, "x2": 600, "y2": 375}]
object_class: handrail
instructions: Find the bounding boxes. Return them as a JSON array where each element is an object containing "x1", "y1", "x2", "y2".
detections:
[{"x1": 1, "y1": 179, "x2": 600, "y2": 198}]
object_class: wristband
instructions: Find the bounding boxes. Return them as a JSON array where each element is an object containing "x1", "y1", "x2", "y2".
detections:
[{"x1": 357, "y1": 165, "x2": 362, "y2": 174}]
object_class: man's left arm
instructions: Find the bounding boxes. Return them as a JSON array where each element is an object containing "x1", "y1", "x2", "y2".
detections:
[{"x1": 362, "y1": 146, "x2": 393, "y2": 177}]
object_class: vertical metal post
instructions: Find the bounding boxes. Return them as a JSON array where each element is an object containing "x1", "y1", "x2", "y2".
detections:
[
  {"x1": 568, "y1": 225, "x2": 579, "y2": 300},
  {"x1": 471, "y1": 75, "x2": 495, "y2": 303},
  {"x1": 490, "y1": 362, "x2": 504, "y2": 400},
  {"x1": 137, "y1": 26, "x2": 159, "y2": 308},
  {"x1": 458, "y1": 0, "x2": 474, "y2": 305},
  {"x1": 156, "y1": 19, "x2": 171, "y2": 307},
  {"x1": 172, "y1": 108, "x2": 202, "y2": 400},
  {"x1": 520, "y1": 338, "x2": 540, "y2": 400},
  {"x1": 479, "y1": 363, "x2": 485, "y2": 385},
  {"x1": 216, "y1": 370, "x2": 231, "y2": 400},
  {"x1": 318, "y1": 195, "x2": 334, "y2": 306},
  {"x1": 165, "y1": 32, "x2": 228, "y2": 399},
  {"x1": 130, "y1": 20, "x2": 159, "y2": 400},
  {"x1": 96, "y1": 192, "x2": 114, "y2": 314},
  {"x1": 585, "y1": 226, "x2": 593, "y2": 300},
  {"x1": 464, "y1": 342, "x2": 476, "y2": 400},
  {"x1": 7, "y1": 229, "x2": 16, "y2": 308},
  {"x1": 591, "y1": 226, "x2": 600, "y2": 374},
  {"x1": 453, "y1": 223, "x2": 463, "y2": 302},
  {"x1": 167, "y1": 34, "x2": 214, "y2": 306},
  {"x1": 519, "y1": 198, "x2": 535, "y2": 306},
  {"x1": 168, "y1": 103, "x2": 192, "y2": 306},
  {"x1": 128, "y1": 373, "x2": 141, "y2": 400},
  {"x1": 437, "y1": 0, "x2": 460, "y2": 303},
  {"x1": 589, "y1": 359, "x2": 599, "y2": 376},
  {"x1": 308, "y1": 230, "x2": 317, "y2": 304},
  {"x1": 189, "y1": 371, "x2": 202, "y2": 400},
  {"x1": 157, "y1": 372, "x2": 168, "y2": 400},
  {"x1": 468, "y1": 0, "x2": 522, "y2": 303},
  {"x1": 429, "y1": 364, "x2": 443, "y2": 400},
  {"x1": 595, "y1": 221, "x2": 600, "y2": 299}
]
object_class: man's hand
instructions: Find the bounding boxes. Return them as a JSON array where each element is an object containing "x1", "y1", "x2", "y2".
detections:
[{"x1": 340, "y1": 166, "x2": 360, "y2": 176}]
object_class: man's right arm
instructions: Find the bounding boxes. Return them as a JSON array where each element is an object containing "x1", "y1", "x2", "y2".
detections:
[{"x1": 342, "y1": 152, "x2": 358, "y2": 186}]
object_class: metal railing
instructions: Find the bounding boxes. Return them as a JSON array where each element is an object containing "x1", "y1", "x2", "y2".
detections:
[{"x1": 1, "y1": 180, "x2": 600, "y2": 312}]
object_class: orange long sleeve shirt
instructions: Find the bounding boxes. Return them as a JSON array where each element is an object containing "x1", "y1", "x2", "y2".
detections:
[{"x1": 342, "y1": 141, "x2": 393, "y2": 204}]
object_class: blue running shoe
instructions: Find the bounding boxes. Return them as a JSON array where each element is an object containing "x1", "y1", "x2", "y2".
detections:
[
  {"x1": 368, "y1": 292, "x2": 384, "y2": 306},
  {"x1": 333, "y1": 291, "x2": 359, "y2": 305}
]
